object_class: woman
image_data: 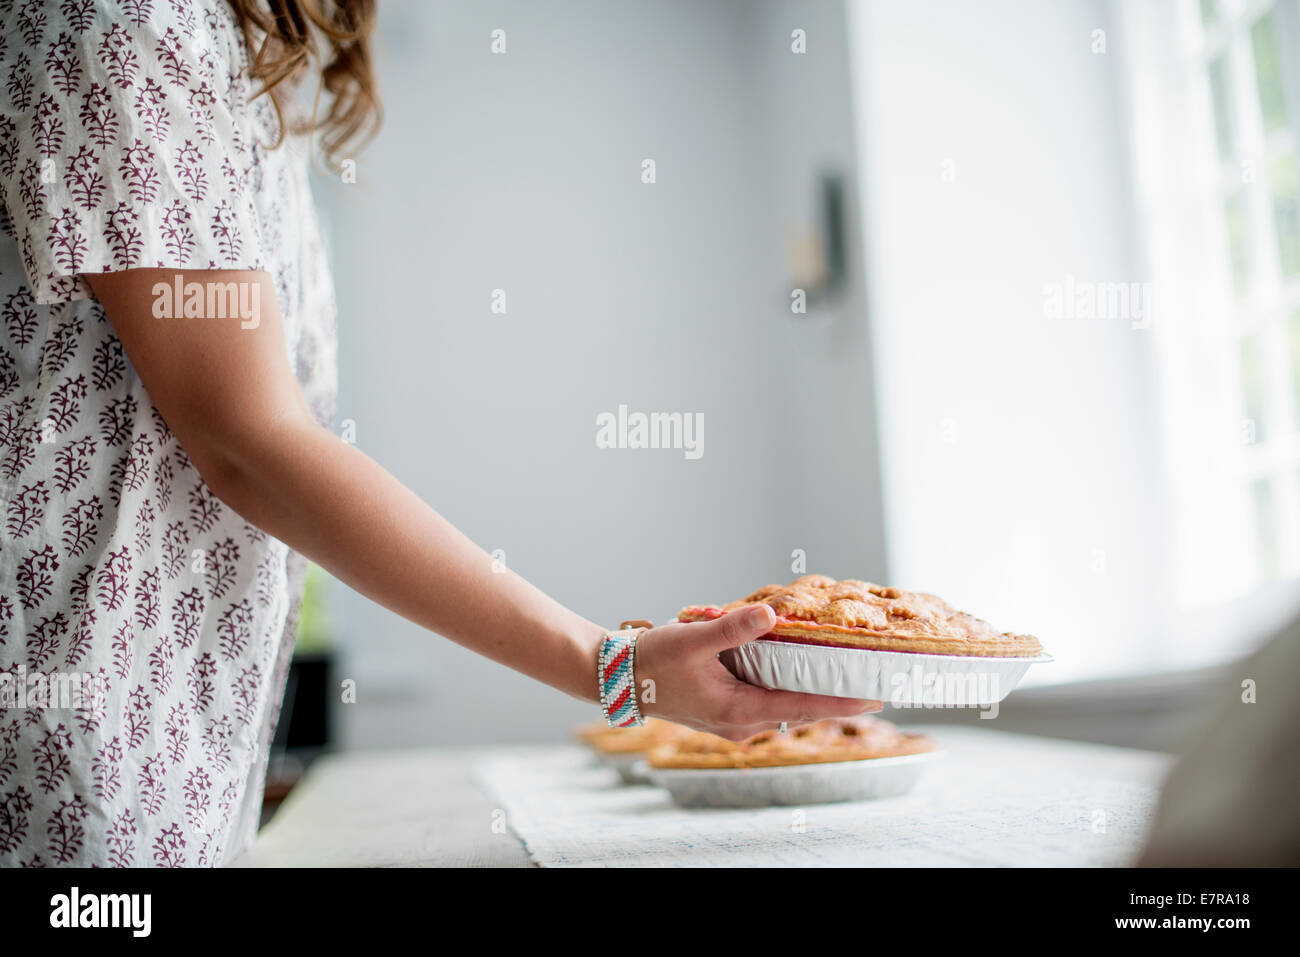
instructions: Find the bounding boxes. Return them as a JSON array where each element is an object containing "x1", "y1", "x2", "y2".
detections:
[{"x1": 0, "y1": 0, "x2": 872, "y2": 866}]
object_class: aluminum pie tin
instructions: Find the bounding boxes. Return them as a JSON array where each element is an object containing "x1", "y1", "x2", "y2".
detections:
[
  {"x1": 641, "y1": 751, "x2": 943, "y2": 808},
  {"x1": 597, "y1": 751, "x2": 653, "y2": 785},
  {"x1": 720, "y1": 639, "x2": 1053, "y2": 707}
]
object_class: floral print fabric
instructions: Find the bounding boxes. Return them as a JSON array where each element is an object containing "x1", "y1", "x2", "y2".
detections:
[{"x1": 0, "y1": 0, "x2": 337, "y2": 865}]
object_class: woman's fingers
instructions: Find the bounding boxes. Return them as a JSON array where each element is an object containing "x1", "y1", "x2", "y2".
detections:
[
  {"x1": 727, "y1": 682, "x2": 880, "y2": 727},
  {"x1": 690, "y1": 604, "x2": 777, "y2": 652},
  {"x1": 638, "y1": 609, "x2": 885, "y2": 740}
]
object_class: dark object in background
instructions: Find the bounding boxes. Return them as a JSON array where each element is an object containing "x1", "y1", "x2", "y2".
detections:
[
  {"x1": 783, "y1": 169, "x2": 849, "y2": 310},
  {"x1": 263, "y1": 651, "x2": 335, "y2": 817},
  {"x1": 276, "y1": 651, "x2": 334, "y2": 753},
  {"x1": 820, "y1": 170, "x2": 848, "y2": 298}
]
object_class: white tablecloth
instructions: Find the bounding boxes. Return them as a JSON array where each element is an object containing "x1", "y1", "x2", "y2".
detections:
[{"x1": 474, "y1": 727, "x2": 1171, "y2": 867}]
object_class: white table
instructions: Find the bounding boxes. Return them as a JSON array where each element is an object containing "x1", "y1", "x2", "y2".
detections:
[
  {"x1": 235, "y1": 727, "x2": 1171, "y2": 867},
  {"x1": 233, "y1": 746, "x2": 533, "y2": 867}
]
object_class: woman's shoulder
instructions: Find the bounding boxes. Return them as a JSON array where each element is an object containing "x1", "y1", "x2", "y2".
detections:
[
  {"x1": 1, "y1": 0, "x2": 240, "y2": 37},
  {"x1": 0, "y1": 0, "x2": 251, "y2": 104},
  {"x1": 0, "y1": 0, "x2": 280, "y2": 306}
]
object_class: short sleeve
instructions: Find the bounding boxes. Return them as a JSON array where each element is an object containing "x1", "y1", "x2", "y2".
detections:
[{"x1": 0, "y1": 0, "x2": 267, "y2": 304}]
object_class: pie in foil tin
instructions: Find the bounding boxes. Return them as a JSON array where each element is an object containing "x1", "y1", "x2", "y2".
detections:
[
  {"x1": 644, "y1": 715, "x2": 939, "y2": 807},
  {"x1": 573, "y1": 717, "x2": 688, "y2": 784},
  {"x1": 643, "y1": 752, "x2": 943, "y2": 808},
  {"x1": 680, "y1": 575, "x2": 1050, "y2": 705},
  {"x1": 721, "y1": 639, "x2": 1052, "y2": 706}
]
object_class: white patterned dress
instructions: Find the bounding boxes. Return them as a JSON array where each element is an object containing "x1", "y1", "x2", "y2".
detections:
[{"x1": 0, "y1": 0, "x2": 337, "y2": 866}]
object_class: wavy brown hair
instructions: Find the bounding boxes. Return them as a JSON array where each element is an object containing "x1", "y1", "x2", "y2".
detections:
[{"x1": 227, "y1": 0, "x2": 381, "y2": 168}]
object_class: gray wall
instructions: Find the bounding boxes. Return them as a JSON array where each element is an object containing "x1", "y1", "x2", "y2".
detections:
[
  {"x1": 315, "y1": 0, "x2": 884, "y2": 747},
  {"x1": 314, "y1": 0, "x2": 1189, "y2": 749}
]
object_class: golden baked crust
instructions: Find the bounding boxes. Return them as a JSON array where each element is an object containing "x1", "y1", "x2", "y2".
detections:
[
  {"x1": 647, "y1": 715, "x2": 934, "y2": 770},
  {"x1": 573, "y1": 717, "x2": 687, "y2": 755},
  {"x1": 679, "y1": 574, "x2": 1042, "y2": 657}
]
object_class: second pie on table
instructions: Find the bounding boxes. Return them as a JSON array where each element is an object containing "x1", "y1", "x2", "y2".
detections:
[
  {"x1": 573, "y1": 716, "x2": 685, "y2": 755},
  {"x1": 679, "y1": 574, "x2": 1042, "y2": 658},
  {"x1": 574, "y1": 716, "x2": 689, "y2": 785},
  {"x1": 647, "y1": 715, "x2": 934, "y2": 770}
]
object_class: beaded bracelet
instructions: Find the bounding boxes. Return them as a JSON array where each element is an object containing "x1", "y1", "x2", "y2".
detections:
[{"x1": 598, "y1": 625, "x2": 649, "y2": 728}]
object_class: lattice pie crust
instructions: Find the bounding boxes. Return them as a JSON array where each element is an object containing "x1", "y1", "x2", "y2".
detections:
[{"x1": 679, "y1": 574, "x2": 1042, "y2": 657}]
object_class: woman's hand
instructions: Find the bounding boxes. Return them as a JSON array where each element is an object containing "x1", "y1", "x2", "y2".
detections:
[{"x1": 635, "y1": 604, "x2": 881, "y2": 740}]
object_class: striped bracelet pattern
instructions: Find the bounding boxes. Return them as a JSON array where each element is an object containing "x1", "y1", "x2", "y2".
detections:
[{"x1": 598, "y1": 628, "x2": 645, "y2": 728}]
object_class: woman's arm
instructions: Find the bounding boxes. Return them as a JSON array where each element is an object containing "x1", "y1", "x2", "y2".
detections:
[{"x1": 89, "y1": 269, "x2": 875, "y2": 738}]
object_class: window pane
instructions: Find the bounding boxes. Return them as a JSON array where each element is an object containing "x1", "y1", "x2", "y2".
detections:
[
  {"x1": 1241, "y1": 333, "x2": 1268, "y2": 442},
  {"x1": 1271, "y1": 153, "x2": 1300, "y2": 278},
  {"x1": 1252, "y1": 476, "x2": 1278, "y2": 581},
  {"x1": 1251, "y1": 12, "x2": 1288, "y2": 132},
  {"x1": 1226, "y1": 189, "x2": 1251, "y2": 296},
  {"x1": 1209, "y1": 54, "x2": 1235, "y2": 160}
]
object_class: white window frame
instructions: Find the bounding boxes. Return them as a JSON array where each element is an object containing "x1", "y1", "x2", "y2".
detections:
[
  {"x1": 1118, "y1": 0, "x2": 1300, "y2": 653},
  {"x1": 1198, "y1": 0, "x2": 1300, "y2": 579}
]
